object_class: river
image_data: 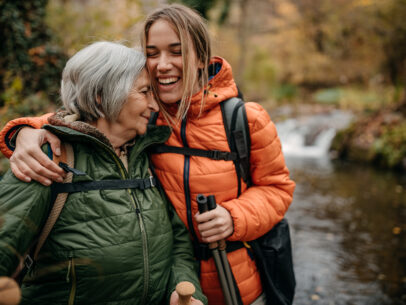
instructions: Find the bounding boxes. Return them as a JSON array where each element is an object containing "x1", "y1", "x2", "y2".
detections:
[{"x1": 275, "y1": 108, "x2": 406, "y2": 305}]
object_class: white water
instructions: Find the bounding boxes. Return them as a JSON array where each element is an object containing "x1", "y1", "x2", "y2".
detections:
[{"x1": 275, "y1": 110, "x2": 353, "y2": 159}]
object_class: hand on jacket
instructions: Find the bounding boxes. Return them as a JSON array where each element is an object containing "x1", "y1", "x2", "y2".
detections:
[
  {"x1": 169, "y1": 290, "x2": 204, "y2": 305},
  {"x1": 10, "y1": 127, "x2": 65, "y2": 185},
  {"x1": 195, "y1": 205, "x2": 234, "y2": 243}
]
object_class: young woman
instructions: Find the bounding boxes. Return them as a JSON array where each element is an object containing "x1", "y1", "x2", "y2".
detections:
[
  {"x1": 0, "y1": 41, "x2": 206, "y2": 305},
  {"x1": 0, "y1": 4, "x2": 295, "y2": 305}
]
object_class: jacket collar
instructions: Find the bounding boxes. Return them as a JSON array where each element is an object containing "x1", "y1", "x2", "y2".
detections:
[
  {"x1": 44, "y1": 111, "x2": 171, "y2": 152},
  {"x1": 189, "y1": 57, "x2": 238, "y2": 117}
]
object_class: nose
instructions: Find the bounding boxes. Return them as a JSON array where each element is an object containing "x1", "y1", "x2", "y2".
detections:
[
  {"x1": 157, "y1": 53, "x2": 171, "y2": 72},
  {"x1": 148, "y1": 92, "x2": 159, "y2": 112}
]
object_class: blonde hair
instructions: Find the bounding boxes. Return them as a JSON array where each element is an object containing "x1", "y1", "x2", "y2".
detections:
[{"x1": 142, "y1": 4, "x2": 211, "y2": 123}]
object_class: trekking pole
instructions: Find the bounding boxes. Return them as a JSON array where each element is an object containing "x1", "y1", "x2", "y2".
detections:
[
  {"x1": 176, "y1": 281, "x2": 195, "y2": 305},
  {"x1": 207, "y1": 195, "x2": 241, "y2": 305},
  {"x1": 196, "y1": 195, "x2": 233, "y2": 305},
  {"x1": 0, "y1": 277, "x2": 21, "y2": 305}
]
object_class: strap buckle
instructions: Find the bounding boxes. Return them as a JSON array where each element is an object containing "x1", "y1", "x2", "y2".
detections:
[
  {"x1": 209, "y1": 150, "x2": 226, "y2": 160},
  {"x1": 24, "y1": 255, "x2": 34, "y2": 270},
  {"x1": 149, "y1": 176, "x2": 155, "y2": 188}
]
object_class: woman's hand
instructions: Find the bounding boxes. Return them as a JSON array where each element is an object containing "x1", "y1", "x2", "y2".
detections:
[
  {"x1": 195, "y1": 205, "x2": 234, "y2": 243},
  {"x1": 169, "y1": 291, "x2": 204, "y2": 305},
  {"x1": 9, "y1": 127, "x2": 65, "y2": 185}
]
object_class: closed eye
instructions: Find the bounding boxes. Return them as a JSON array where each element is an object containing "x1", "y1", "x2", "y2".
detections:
[
  {"x1": 141, "y1": 86, "x2": 152, "y2": 95},
  {"x1": 171, "y1": 48, "x2": 181, "y2": 55},
  {"x1": 146, "y1": 46, "x2": 158, "y2": 57}
]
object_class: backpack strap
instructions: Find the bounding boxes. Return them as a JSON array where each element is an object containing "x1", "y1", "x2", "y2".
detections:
[
  {"x1": 149, "y1": 145, "x2": 237, "y2": 161},
  {"x1": 148, "y1": 97, "x2": 252, "y2": 198},
  {"x1": 16, "y1": 142, "x2": 74, "y2": 277},
  {"x1": 33, "y1": 142, "x2": 74, "y2": 260},
  {"x1": 51, "y1": 177, "x2": 157, "y2": 194},
  {"x1": 220, "y1": 97, "x2": 252, "y2": 196}
]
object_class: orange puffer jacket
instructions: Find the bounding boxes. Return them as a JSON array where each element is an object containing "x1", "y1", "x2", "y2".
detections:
[
  {"x1": 0, "y1": 57, "x2": 295, "y2": 305},
  {"x1": 151, "y1": 57, "x2": 295, "y2": 304}
]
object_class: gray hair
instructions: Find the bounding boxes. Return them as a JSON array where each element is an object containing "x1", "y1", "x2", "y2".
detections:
[{"x1": 61, "y1": 41, "x2": 146, "y2": 121}]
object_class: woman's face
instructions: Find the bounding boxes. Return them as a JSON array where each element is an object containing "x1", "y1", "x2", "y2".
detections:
[
  {"x1": 145, "y1": 19, "x2": 185, "y2": 104},
  {"x1": 116, "y1": 69, "x2": 158, "y2": 136}
]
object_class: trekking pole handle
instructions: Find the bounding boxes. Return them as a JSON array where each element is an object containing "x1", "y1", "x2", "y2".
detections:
[
  {"x1": 196, "y1": 194, "x2": 218, "y2": 249},
  {"x1": 0, "y1": 277, "x2": 21, "y2": 305},
  {"x1": 207, "y1": 195, "x2": 216, "y2": 210},
  {"x1": 176, "y1": 281, "x2": 195, "y2": 305},
  {"x1": 206, "y1": 195, "x2": 227, "y2": 251},
  {"x1": 196, "y1": 194, "x2": 208, "y2": 214}
]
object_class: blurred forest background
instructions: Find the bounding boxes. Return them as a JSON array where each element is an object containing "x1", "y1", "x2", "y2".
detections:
[
  {"x1": 0, "y1": 0, "x2": 405, "y2": 174},
  {"x1": 0, "y1": 1, "x2": 405, "y2": 303}
]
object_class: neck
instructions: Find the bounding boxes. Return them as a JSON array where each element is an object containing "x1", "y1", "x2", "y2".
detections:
[{"x1": 90, "y1": 118, "x2": 136, "y2": 153}]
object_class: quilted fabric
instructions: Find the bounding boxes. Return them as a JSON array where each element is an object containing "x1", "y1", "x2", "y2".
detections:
[
  {"x1": 151, "y1": 57, "x2": 295, "y2": 305},
  {"x1": 0, "y1": 57, "x2": 295, "y2": 305},
  {"x1": 0, "y1": 119, "x2": 206, "y2": 305}
]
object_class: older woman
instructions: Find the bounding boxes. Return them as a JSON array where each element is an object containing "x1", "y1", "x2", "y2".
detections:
[{"x1": 0, "y1": 41, "x2": 206, "y2": 305}]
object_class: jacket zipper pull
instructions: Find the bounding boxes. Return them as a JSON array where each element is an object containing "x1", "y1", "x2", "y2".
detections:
[{"x1": 66, "y1": 259, "x2": 72, "y2": 283}]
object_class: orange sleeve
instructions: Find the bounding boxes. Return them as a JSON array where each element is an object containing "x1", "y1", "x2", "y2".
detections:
[
  {"x1": 222, "y1": 102, "x2": 295, "y2": 241},
  {"x1": 0, "y1": 113, "x2": 54, "y2": 158}
]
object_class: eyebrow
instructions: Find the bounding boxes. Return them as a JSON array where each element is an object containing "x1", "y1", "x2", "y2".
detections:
[{"x1": 146, "y1": 42, "x2": 181, "y2": 49}]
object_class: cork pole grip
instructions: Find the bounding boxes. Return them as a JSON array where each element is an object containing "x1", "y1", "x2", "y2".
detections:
[
  {"x1": 176, "y1": 281, "x2": 195, "y2": 305},
  {"x1": 0, "y1": 277, "x2": 21, "y2": 305}
]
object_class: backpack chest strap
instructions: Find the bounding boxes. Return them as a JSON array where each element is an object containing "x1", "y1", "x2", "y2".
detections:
[
  {"x1": 149, "y1": 144, "x2": 238, "y2": 161},
  {"x1": 52, "y1": 177, "x2": 156, "y2": 195}
]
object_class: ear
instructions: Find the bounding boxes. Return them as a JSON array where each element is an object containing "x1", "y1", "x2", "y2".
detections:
[{"x1": 96, "y1": 96, "x2": 101, "y2": 104}]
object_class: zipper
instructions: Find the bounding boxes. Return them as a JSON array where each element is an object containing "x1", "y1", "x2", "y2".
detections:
[
  {"x1": 51, "y1": 129, "x2": 151, "y2": 304},
  {"x1": 67, "y1": 257, "x2": 76, "y2": 305},
  {"x1": 180, "y1": 118, "x2": 199, "y2": 242}
]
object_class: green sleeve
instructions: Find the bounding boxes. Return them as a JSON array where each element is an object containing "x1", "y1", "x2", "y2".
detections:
[
  {"x1": 0, "y1": 170, "x2": 52, "y2": 276},
  {"x1": 165, "y1": 200, "x2": 207, "y2": 305}
]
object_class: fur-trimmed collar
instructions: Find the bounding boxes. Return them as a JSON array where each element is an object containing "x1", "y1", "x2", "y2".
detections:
[{"x1": 48, "y1": 111, "x2": 113, "y2": 149}]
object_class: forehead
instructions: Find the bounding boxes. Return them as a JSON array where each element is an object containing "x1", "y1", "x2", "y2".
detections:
[{"x1": 147, "y1": 19, "x2": 180, "y2": 44}]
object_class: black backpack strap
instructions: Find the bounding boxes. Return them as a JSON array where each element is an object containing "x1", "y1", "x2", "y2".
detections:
[
  {"x1": 52, "y1": 177, "x2": 157, "y2": 195},
  {"x1": 149, "y1": 145, "x2": 237, "y2": 161},
  {"x1": 220, "y1": 97, "x2": 252, "y2": 196}
]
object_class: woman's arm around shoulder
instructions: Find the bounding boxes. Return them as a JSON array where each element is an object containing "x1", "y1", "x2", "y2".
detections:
[
  {"x1": 0, "y1": 113, "x2": 65, "y2": 185},
  {"x1": 0, "y1": 113, "x2": 53, "y2": 158},
  {"x1": 221, "y1": 102, "x2": 296, "y2": 242}
]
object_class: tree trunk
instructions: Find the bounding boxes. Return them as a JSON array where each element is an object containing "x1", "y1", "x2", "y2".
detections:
[{"x1": 237, "y1": 0, "x2": 249, "y2": 87}]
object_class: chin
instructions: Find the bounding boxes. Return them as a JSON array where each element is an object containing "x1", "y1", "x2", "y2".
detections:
[{"x1": 159, "y1": 93, "x2": 182, "y2": 105}]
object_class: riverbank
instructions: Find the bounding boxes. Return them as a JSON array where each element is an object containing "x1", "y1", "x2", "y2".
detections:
[
  {"x1": 330, "y1": 103, "x2": 406, "y2": 171},
  {"x1": 267, "y1": 100, "x2": 406, "y2": 171}
]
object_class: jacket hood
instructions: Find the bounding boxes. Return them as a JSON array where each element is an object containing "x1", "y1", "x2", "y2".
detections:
[{"x1": 191, "y1": 57, "x2": 238, "y2": 116}]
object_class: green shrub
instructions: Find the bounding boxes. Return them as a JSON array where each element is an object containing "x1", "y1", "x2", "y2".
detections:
[
  {"x1": 0, "y1": 0, "x2": 67, "y2": 104},
  {"x1": 373, "y1": 123, "x2": 406, "y2": 168}
]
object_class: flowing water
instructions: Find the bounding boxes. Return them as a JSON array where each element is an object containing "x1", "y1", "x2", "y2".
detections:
[{"x1": 275, "y1": 109, "x2": 406, "y2": 305}]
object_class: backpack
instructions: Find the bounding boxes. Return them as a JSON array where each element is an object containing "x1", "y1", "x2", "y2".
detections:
[{"x1": 149, "y1": 97, "x2": 296, "y2": 305}]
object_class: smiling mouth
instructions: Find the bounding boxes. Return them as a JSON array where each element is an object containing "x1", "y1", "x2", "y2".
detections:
[{"x1": 158, "y1": 77, "x2": 180, "y2": 85}]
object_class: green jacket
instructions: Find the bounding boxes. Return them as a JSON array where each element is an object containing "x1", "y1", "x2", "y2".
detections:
[{"x1": 0, "y1": 115, "x2": 206, "y2": 305}]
